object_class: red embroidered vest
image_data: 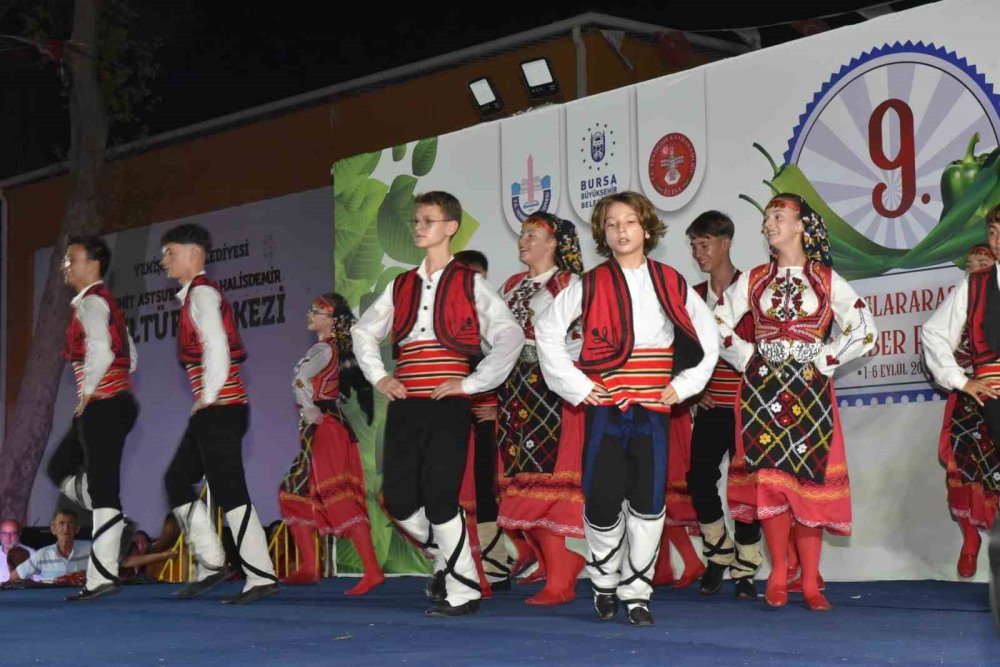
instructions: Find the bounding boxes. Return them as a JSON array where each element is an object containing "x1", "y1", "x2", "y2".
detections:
[
  {"x1": 391, "y1": 261, "x2": 480, "y2": 357},
  {"x1": 747, "y1": 261, "x2": 834, "y2": 343},
  {"x1": 967, "y1": 267, "x2": 1000, "y2": 370},
  {"x1": 311, "y1": 340, "x2": 340, "y2": 401},
  {"x1": 502, "y1": 269, "x2": 575, "y2": 341},
  {"x1": 695, "y1": 272, "x2": 751, "y2": 407},
  {"x1": 577, "y1": 259, "x2": 703, "y2": 375},
  {"x1": 177, "y1": 274, "x2": 248, "y2": 365},
  {"x1": 63, "y1": 283, "x2": 131, "y2": 368}
]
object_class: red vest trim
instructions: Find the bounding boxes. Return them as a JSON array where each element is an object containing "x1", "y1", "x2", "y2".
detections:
[
  {"x1": 747, "y1": 261, "x2": 834, "y2": 343},
  {"x1": 695, "y1": 271, "x2": 755, "y2": 342},
  {"x1": 311, "y1": 340, "x2": 341, "y2": 401},
  {"x1": 967, "y1": 267, "x2": 1000, "y2": 368},
  {"x1": 391, "y1": 261, "x2": 481, "y2": 357},
  {"x1": 578, "y1": 259, "x2": 703, "y2": 375},
  {"x1": 63, "y1": 283, "x2": 131, "y2": 369},
  {"x1": 178, "y1": 275, "x2": 248, "y2": 365},
  {"x1": 502, "y1": 271, "x2": 529, "y2": 294}
]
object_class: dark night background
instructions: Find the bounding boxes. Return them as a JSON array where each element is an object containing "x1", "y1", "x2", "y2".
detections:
[{"x1": 1, "y1": 0, "x2": 935, "y2": 181}]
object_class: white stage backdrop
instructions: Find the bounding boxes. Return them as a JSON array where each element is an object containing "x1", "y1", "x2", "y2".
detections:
[
  {"x1": 333, "y1": 0, "x2": 1000, "y2": 580},
  {"x1": 30, "y1": 188, "x2": 333, "y2": 535},
  {"x1": 25, "y1": 0, "x2": 1000, "y2": 580}
]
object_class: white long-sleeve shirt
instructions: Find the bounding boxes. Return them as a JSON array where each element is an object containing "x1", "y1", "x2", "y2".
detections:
[
  {"x1": 922, "y1": 263, "x2": 999, "y2": 392},
  {"x1": 715, "y1": 265, "x2": 876, "y2": 375},
  {"x1": 351, "y1": 258, "x2": 525, "y2": 395},
  {"x1": 292, "y1": 341, "x2": 334, "y2": 424},
  {"x1": 176, "y1": 273, "x2": 230, "y2": 404},
  {"x1": 70, "y1": 281, "x2": 137, "y2": 398},
  {"x1": 534, "y1": 262, "x2": 719, "y2": 407}
]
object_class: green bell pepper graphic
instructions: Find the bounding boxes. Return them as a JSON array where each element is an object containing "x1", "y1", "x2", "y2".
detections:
[{"x1": 940, "y1": 133, "x2": 989, "y2": 217}]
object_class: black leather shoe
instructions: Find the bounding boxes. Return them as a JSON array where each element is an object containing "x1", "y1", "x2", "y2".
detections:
[
  {"x1": 626, "y1": 603, "x2": 654, "y2": 627},
  {"x1": 425, "y1": 571, "x2": 446, "y2": 603},
  {"x1": 734, "y1": 577, "x2": 758, "y2": 600},
  {"x1": 222, "y1": 583, "x2": 279, "y2": 605},
  {"x1": 424, "y1": 598, "x2": 481, "y2": 617},
  {"x1": 594, "y1": 593, "x2": 619, "y2": 620},
  {"x1": 487, "y1": 576, "x2": 512, "y2": 592},
  {"x1": 65, "y1": 582, "x2": 121, "y2": 602},
  {"x1": 699, "y1": 561, "x2": 727, "y2": 596},
  {"x1": 175, "y1": 568, "x2": 230, "y2": 599}
]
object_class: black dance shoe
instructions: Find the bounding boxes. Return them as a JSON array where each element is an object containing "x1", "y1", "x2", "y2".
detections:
[
  {"x1": 734, "y1": 577, "x2": 758, "y2": 600},
  {"x1": 699, "y1": 561, "x2": 727, "y2": 596},
  {"x1": 65, "y1": 582, "x2": 121, "y2": 602},
  {"x1": 174, "y1": 567, "x2": 231, "y2": 599},
  {"x1": 425, "y1": 571, "x2": 446, "y2": 603},
  {"x1": 626, "y1": 603, "x2": 654, "y2": 627},
  {"x1": 222, "y1": 583, "x2": 279, "y2": 605},
  {"x1": 594, "y1": 593, "x2": 619, "y2": 621},
  {"x1": 424, "y1": 598, "x2": 481, "y2": 617}
]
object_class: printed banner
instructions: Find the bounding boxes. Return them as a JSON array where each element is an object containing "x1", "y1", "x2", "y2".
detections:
[
  {"x1": 637, "y1": 69, "x2": 708, "y2": 212},
  {"x1": 565, "y1": 87, "x2": 632, "y2": 221},
  {"x1": 500, "y1": 105, "x2": 562, "y2": 233}
]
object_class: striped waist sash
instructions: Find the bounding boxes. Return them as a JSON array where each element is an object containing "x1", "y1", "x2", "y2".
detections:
[
  {"x1": 185, "y1": 362, "x2": 248, "y2": 405},
  {"x1": 396, "y1": 340, "x2": 470, "y2": 397},
  {"x1": 704, "y1": 360, "x2": 741, "y2": 408},
  {"x1": 588, "y1": 348, "x2": 673, "y2": 413},
  {"x1": 72, "y1": 363, "x2": 131, "y2": 400},
  {"x1": 975, "y1": 359, "x2": 1000, "y2": 381}
]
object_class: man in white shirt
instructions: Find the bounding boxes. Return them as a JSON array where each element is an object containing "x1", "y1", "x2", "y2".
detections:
[
  {"x1": 1, "y1": 519, "x2": 36, "y2": 583},
  {"x1": 11, "y1": 510, "x2": 91, "y2": 583},
  {"x1": 47, "y1": 236, "x2": 139, "y2": 601}
]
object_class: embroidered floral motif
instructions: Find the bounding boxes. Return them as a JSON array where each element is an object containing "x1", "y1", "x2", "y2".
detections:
[{"x1": 759, "y1": 434, "x2": 772, "y2": 445}]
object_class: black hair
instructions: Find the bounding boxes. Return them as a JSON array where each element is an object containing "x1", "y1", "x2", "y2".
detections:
[
  {"x1": 685, "y1": 211, "x2": 735, "y2": 239},
  {"x1": 159, "y1": 223, "x2": 212, "y2": 253},
  {"x1": 67, "y1": 235, "x2": 112, "y2": 277},
  {"x1": 453, "y1": 249, "x2": 489, "y2": 273}
]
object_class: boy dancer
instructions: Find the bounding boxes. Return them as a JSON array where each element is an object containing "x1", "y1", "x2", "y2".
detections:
[
  {"x1": 50, "y1": 236, "x2": 138, "y2": 601},
  {"x1": 535, "y1": 192, "x2": 718, "y2": 626},
  {"x1": 160, "y1": 223, "x2": 278, "y2": 605},
  {"x1": 685, "y1": 211, "x2": 762, "y2": 598},
  {"x1": 352, "y1": 192, "x2": 523, "y2": 616},
  {"x1": 923, "y1": 206, "x2": 1000, "y2": 579}
]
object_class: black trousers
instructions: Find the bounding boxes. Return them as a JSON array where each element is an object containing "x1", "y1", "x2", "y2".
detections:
[
  {"x1": 473, "y1": 418, "x2": 499, "y2": 523},
  {"x1": 47, "y1": 392, "x2": 138, "y2": 511},
  {"x1": 686, "y1": 405, "x2": 761, "y2": 542},
  {"x1": 164, "y1": 403, "x2": 251, "y2": 512},
  {"x1": 382, "y1": 397, "x2": 471, "y2": 525},
  {"x1": 582, "y1": 405, "x2": 669, "y2": 528}
]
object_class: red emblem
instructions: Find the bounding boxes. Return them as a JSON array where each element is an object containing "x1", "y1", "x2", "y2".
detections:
[
  {"x1": 648, "y1": 132, "x2": 696, "y2": 197},
  {"x1": 825, "y1": 355, "x2": 840, "y2": 367}
]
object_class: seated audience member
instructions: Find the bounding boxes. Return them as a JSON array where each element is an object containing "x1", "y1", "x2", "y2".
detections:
[
  {"x1": 11, "y1": 510, "x2": 90, "y2": 583},
  {"x1": 1, "y1": 519, "x2": 36, "y2": 583}
]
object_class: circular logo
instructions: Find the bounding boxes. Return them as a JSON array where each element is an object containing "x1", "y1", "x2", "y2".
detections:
[
  {"x1": 648, "y1": 133, "x2": 696, "y2": 197},
  {"x1": 786, "y1": 42, "x2": 1000, "y2": 251}
]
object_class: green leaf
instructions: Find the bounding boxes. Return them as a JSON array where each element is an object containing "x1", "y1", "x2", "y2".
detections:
[
  {"x1": 357, "y1": 180, "x2": 389, "y2": 227},
  {"x1": 373, "y1": 266, "x2": 408, "y2": 295},
  {"x1": 411, "y1": 137, "x2": 438, "y2": 177},
  {"x1": 392, "y1": 144, "x2": 407, "y2": 162},
  {"x1": 451, "y1": 210, "x2": 481, "y2": 253},
  {"x1": 377, "y1": 175, "x2": 422, "y2": 264},
  {"x1": 332, "y1": 151, "x2": 382, "y2": 195},
  {"x1": 334, "y1": 256, "x2": 373, "y2": 309},
  {"x1": 343, "y1": 219, "x2": 383, "y2": 283},
  {"x1": 334, "y1": 199, "x2": 365, "y2": 258}
]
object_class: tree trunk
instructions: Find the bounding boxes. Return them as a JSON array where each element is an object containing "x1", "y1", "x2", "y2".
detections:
[{"x1": 0, "y1": 0, "x2": 108, "y2": 520}]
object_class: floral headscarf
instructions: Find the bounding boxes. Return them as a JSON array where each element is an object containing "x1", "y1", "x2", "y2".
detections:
[
  {"x1": 523, "y1": 212, "x2": 584, "y2": 274},
  {"x1": 765, "y1": 196, "x2": 832, "y2": 268}
]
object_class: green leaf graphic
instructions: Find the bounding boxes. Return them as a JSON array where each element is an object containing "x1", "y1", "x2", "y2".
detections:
[
  {"x1": 332, "y1": 151, "x2": 381, "y2": 196},
  {"x1": 411, "y1": 137, "x2": 438, "y2": 177},
  {"x1": 377, "y1": 174, "x2": 422, "y2": 264},
  {"x1": 451, "y1": 211, "x2": 481, "y2": 253},
  {"x1": 392, "y1": 144, "x2": 407, "y2": 162}
]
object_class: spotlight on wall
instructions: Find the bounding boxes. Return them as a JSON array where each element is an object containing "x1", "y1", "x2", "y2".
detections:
[
  {"x1": 468, "y1": 76, "x2": 504, "y2": 118},
  {"x1": 519, "y1": 57, "x2": 559, "y2": 100}
]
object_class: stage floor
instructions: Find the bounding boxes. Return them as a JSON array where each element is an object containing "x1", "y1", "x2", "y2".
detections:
[{"x1": 3, "y1": 578, "x2": 995, "y2": 666}]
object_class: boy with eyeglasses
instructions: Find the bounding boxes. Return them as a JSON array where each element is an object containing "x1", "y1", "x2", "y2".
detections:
[{"x1": 352, "y1": 191, "x2": 524, "y2": 616}]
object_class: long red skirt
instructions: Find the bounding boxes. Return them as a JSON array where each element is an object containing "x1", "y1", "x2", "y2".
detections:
[
  {"x1": 496, "y1": 403, "x2": 585, "y2": 538},
  {"x1": 938, "y1": 391, "x2": 999, "y2": 530},
  {"x1": 729, "y1": 374, "x2": 852, "y2": 537},
  {"x1": 279, "y1": 413, "x2": 370, "y2": 536},
  {"x1": 664, "y1": 404, "x2": 699, "y2": 531}
]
